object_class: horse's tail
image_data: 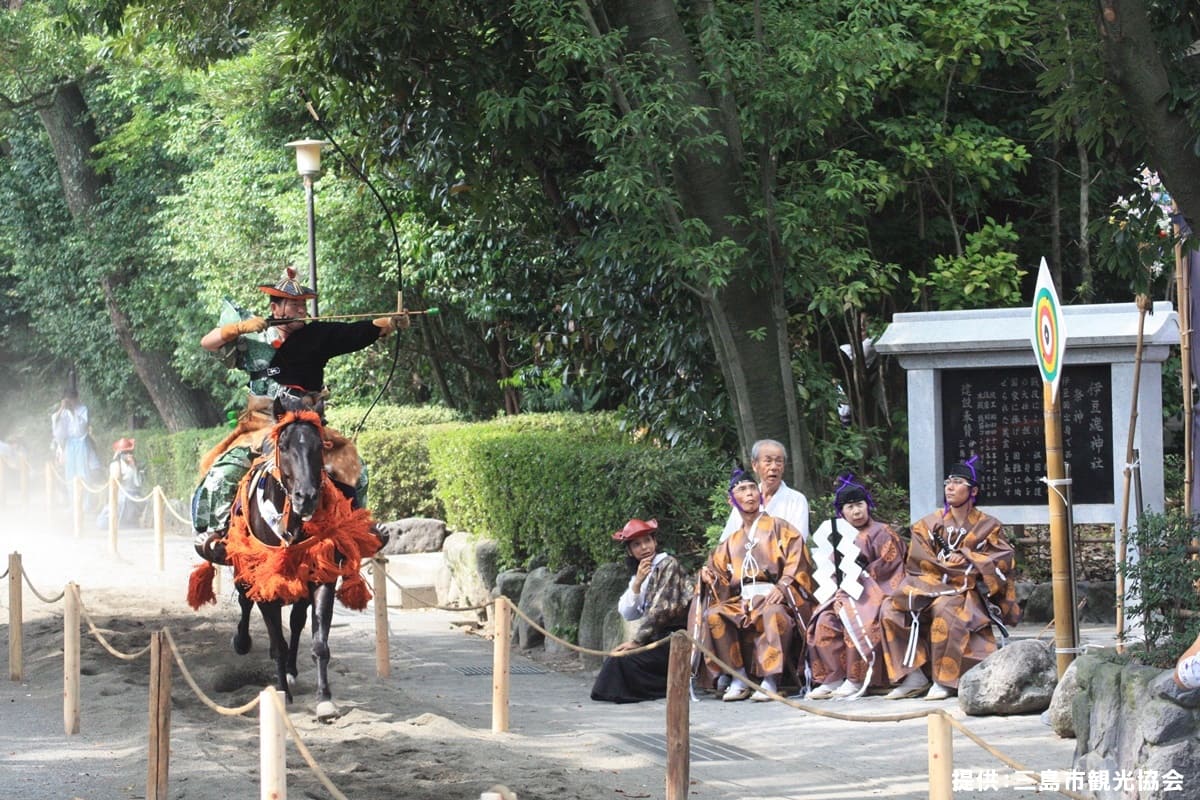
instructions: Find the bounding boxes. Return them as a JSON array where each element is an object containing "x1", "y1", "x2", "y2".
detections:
[{"x1": 337, "y1": 572, "x2": 372, "y2": 611}]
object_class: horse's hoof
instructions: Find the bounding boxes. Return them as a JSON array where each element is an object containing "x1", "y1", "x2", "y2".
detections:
[
  {"x1": 286, "y1": 673, "x2": 298, "y2": 694},
  {"x1": 315, "y1": 700, "x2": 339, "y2": 722},
  {"x1": 232, "y1": 634, "x2": 251, "y2": 656}
]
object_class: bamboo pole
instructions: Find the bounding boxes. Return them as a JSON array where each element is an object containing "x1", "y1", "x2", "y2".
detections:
[
  {"x1": 259, "y1": 686, "x2": 286, "y2": 800},
  {"x1": 147, "y1": 630, "x2": 171, "y2": 800},
  {"x1": 8, "y1": 553, "x2": 22, "y2": 681},
  {"x1": 665, "y1": 632, "x2": 691, "y2": 800},
  {"x1": 927, "y1": 711, "x2": 953, "y2": 800},
  {"x1": 153, "y1": 488, "x2": 165, "y2": 572},
  {"x1": 1044, "y1": 382, "x2": 1077, "y2": 677},
  {"x1": 64, "y1": 583, "x2": 80, "y2": 735},
  {"x1": 373, "y1": 556, "x2": 390, "y2": 678},
  {"x1": 1115, "y1": 295, "x2": 1150, "y2": 651},
  {"x1": 492, "y1": 596, "x2": 511, "y2": 733},
  {"x1": 1174, "y1": 221, "x2": 1193, "y2": 516}
]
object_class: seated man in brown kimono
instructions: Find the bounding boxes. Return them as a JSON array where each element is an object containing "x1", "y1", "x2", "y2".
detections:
[
  {"x1": 699, "y1": 469, "x2": 815, "y2": 702},
  {"x1": 880, "y1": 457, "x2": 1021, "y2": 700}
]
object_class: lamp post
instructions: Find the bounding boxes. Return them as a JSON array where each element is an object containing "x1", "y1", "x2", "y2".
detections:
[{"x1": 285, "y1": 138, "x2": 329, "y2": 316}]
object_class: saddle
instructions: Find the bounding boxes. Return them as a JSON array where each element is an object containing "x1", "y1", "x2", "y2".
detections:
[{"x1": 198, "y1": 393, "x2": 362, "y2": 488}]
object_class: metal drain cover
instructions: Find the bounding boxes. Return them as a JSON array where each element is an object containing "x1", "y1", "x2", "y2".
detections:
[
  {"x1": 611, "y1": 731, "x2": 759, "y2": 763},
  {"x1": 454, "y1": 664, "x2": 548, "y2": 676}
]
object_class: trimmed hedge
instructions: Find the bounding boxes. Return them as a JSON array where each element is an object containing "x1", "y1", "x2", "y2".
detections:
[
  {"x1": 131, "y1": 407, "x2": 722, "y2": 577},
  {"x1": 427, "y1": 417, "x2": 722, "y2": 574}
]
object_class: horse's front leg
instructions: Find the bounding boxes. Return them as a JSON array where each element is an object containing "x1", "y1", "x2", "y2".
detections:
[
  {"x1": 232, "y1": 583, "x2": 254, "y2": 656},
  {"x1": 310, "y1": 582, "x2": 337, "y2": 720},
  {"x1": 256, "y1": 600, "x2": 292, "y2": 703},
  {"x1": 286, "y1": 599, "x2": 310, "y2": 684}
]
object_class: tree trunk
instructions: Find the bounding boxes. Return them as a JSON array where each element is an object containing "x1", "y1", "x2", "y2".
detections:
[
  {"x1": 1099, "y1": 1, "x2": 1200, "y2": 229},
  {"x1": 37, "y1": 82, "x2": 220, "y2": 431},
  {"x1": 611, "y1": 0, "x2": 813, "y2": 494}
]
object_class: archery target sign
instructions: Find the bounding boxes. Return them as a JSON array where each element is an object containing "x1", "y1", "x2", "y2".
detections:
[{"x1": 1030, "y1": 257, "x2": 1066, "y2": 401}]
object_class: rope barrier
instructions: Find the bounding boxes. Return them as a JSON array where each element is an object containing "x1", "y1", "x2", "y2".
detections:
[
  {"x1": 505, "y1": 598, "x2": 673, "y2": 659},
  {"x1": 368, "y1": 562, "x2": 490, "y2": 613},
  {"x1": 162, "y1": 628, "x2": 261, "y2": 716},
  {"x1": 115, "y1": 483, "x2": 157, "y2": 503},
  {"x1": 0, "y1": 565, "x2": 7, "y2": 580},
  {"x1": 160, "y1": 494, "x2": 194, "y2": 527},
  {"x1": 942, "y1": 713, "x2": 1090, "y2": 800},
  {"x1": 265, "y1": 687, "x2": 352, "y2": 800},
  {"x1": 21, "y1": 569, "x2": 65, "y2": 604},
  {"x1": 77, "y1": 600, "x2": 152, "y2": 661}
]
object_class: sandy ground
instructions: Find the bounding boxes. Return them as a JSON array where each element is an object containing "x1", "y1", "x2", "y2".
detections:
[
  {"x1": 0, "y1": 503, "x2": 636, "y2": 800},
  {"x1": 0, "y1": 499, "x2": 1103, "y2": 800}
]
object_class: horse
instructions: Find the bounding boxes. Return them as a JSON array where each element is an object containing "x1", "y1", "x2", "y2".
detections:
[{"x1": 190, "y1": 394, "x2": 384, "y2": 720}]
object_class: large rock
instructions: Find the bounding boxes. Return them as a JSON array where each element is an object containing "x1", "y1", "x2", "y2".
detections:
[
  {"x1": 1072, "y1": 653, "x2": 1200, "y2": 799},
  {"x1": 1019, "y1": 581, "x2": 1116, "y2": 624},
  {"x1": 516, "y1": 567, "x2": 554, "y2": 650},
  {"x1": 377, "y1": 517, "x2": 448, "y2": 555},
  {"x1": 542, "y1": 584, "x2": 587, "y2": 656},
  {"x1": 579, "y1": 563, "x2": 632, "y2": 669},
  {"x1": 492, "y1": 570, "x2": 527, "y2": 604},
  {"x1": 435, "y1": 531, "x2": 492, "y2": 610},
  {"x1": 476, "y1": 539, "x2": 500, "y2": 592},
  {"x1": 959, "y1": 639, "x2": 1057, "y2": 715},
  {"x1": 1047, "y1": 657, "x2": 1080, "y2": 738}
]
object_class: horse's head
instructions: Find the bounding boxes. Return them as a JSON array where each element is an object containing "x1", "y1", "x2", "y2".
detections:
[{"x1": 271, "y1": 397, "x2": 327, "y2": 528}]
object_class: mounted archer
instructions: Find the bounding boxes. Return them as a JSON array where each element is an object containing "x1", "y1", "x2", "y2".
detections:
[{"x1": 191, "y1": 267, "x2": 409, "y2": 564}]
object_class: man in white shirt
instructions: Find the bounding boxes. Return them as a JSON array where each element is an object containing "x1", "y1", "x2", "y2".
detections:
[{"x1": 720, "y1": 439, "x2": 810, "y2": 543}]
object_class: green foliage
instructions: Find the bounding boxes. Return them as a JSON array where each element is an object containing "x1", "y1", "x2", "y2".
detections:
[
  {"x1": 910, "y1": 219, "x2": 1026, "y2": 309},
  {"x1": 1121, "y1": 509, "x2": 1200, "y2": 667},
  {"x1": 132, "y1": 426, "x2": 228, "y2": 499},
  {"x1": 356, "y1": 425, "x2": 452, "y2": 523},
  {"x1": 324, "y1": 403, "x2": 466, "y2": 435},
  {"x1": 427, "y1": 415, "x2": 722, "y2": 575}
]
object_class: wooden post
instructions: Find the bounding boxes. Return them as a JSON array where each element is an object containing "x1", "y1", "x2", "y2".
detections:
[
  {"x1": 259, "y1": 686, "x2": 286, "y2": 800},
  {"x1": 72, "y1": 477, "x2": 84, "y2": 538},
  {"x1": 927, "y1": 710, "x2": 953, "y2": 800},
  {"x1": 64, "y1": 583, "x2": 80, "y2": 735},
  {"x1": 492, "y1": 596, "x2": 510, "y2": 734},
  {"x1": 147, "y1": 630, "x2": 171, "y2": 800},
  {"x1": 665, "y1": 632, "x2": 691, "y2": 800},
  {"x1": 1044, "y1": 382, "x2": 1078, "y2": 677},
  {"x1": 108, "y1": 475, "x2": 119, "y2": 554},
  {"x1": 8, "y1": 553, "x2": 22, "y2": 681},
  {"x1": 153, "y1": 488, "x2": 165, "y2": 572},
  {"x1": 373, "y1": 556, "x2": 390, "y2": 678},
  {"x1": 1116, "y1": 295, "x2": 1150, "y2": 652}
]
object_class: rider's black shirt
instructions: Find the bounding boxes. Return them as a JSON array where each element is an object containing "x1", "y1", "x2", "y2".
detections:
[{"x1": 268, "y1": 320, "x2": 382, "y2": 391}]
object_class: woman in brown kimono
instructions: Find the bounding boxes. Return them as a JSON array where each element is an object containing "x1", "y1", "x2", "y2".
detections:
[
  {"x1": 700, "y1": 469, "x2": 815, "y2": 702},
  {"x1": 881, "y1": 458, "x2": 1021, "y2": 700},
  {"x1": 805, "y1": 473, "x2": 906, "y2": 700}
]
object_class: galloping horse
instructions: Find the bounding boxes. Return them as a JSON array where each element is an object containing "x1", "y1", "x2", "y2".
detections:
[{"x1": 188, "y1": 395, "x2": 384, "y2": 720}]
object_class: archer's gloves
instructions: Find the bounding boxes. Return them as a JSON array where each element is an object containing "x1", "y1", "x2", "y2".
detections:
[{"x1": 218, "y1": 316, "x2": 268, "y2": 341}]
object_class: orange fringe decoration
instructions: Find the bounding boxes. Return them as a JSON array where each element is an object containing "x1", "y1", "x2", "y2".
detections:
[
  {"x1": 225, "y1": 455, "x2": 380, "y2": 609},
  {"x1": 187, "y1": 561, "x2": 217, "y2": 609}
]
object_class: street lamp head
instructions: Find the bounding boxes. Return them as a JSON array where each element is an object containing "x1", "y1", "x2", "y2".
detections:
[{"x1": 285, "y1": 138, "x2": 329, "y2": 178}]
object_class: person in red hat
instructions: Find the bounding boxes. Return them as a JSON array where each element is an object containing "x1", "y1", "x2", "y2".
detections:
[
  {"x1": 96, "y1": 437, "x2": 144, "y2": 529},
  {"x1": 590, "y1": 518, "x2": 691, "y2": 703},
  {"x1": 191, "y1": 267, "x2": 409, "y2": 564}
]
